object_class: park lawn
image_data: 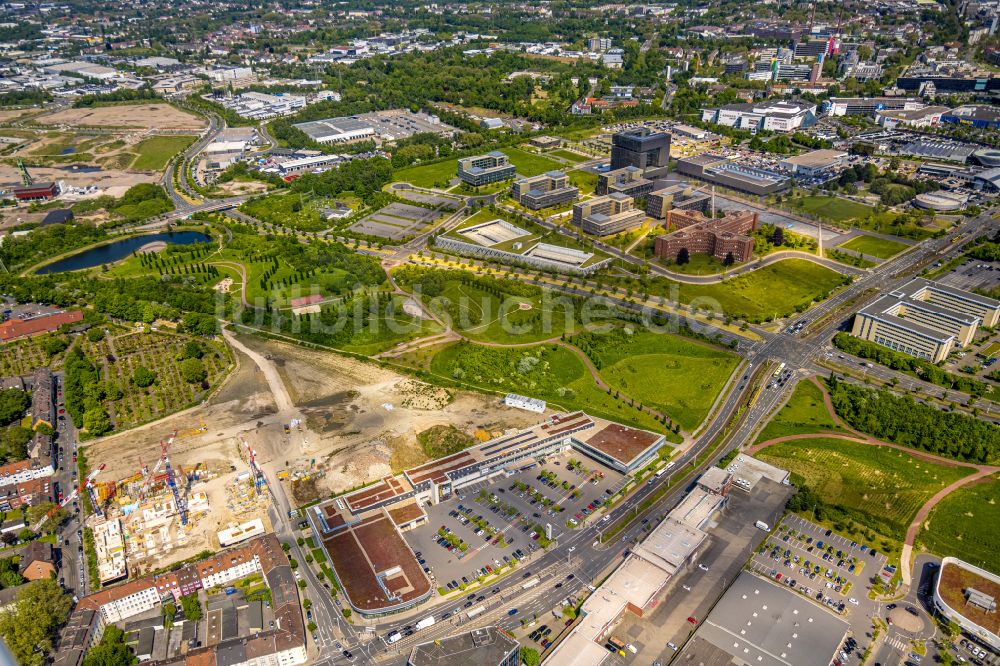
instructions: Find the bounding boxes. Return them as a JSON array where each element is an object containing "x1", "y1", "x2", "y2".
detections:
[
  {"x1": 757, "y1": 437, "x2": 976, "y2": 539},
  {"x1": 239, "y1": 192, "x2": 328, "y2": 232},
  {"x1": 921, "y1": 474, "x2": 1000, "y2": 573},
  {"x1": 755, "y1": 380, "x2": 847, "y2": 443},
  {"x1": 550, "y1": 149, "x2": 588, "y2": 163},
  {"x1": 838, "y1": 234, "x2": 910, "y2": 260},
  {"x1": 429, "y1": 341, "x2": 674, "y2": 438},
  {"x1": 131, "y1": 135, "x2": 196, "y2": 171},
  {"x1": 787, "y1": 195, "x2": 875, "y2": 223},
  {"x1": 392, "y1": 158, "x2": 459, "y2": 188},
  {"x1": 582, "y1": 329, "x2": 739, "y2": 431},
  {"x1": 567, "y1": 169, "x2": 598, "y2": 194},
  {"x1": 501, "y1": 148, "x2": 564, "y2": 177},
  {"x1": 660, "y1": 253, "x2": 727, "y2": 275},
  {"x1": 670, "y1": 259, "x2": 849, "y2": 322},
  {"x1": 341, "y1": 307, "x2": 442, "y2": 356}
]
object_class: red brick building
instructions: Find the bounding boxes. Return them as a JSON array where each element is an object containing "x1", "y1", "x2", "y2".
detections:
[
  {"x1": 654, "y1": 209, "x2": 759, "y2": 263},
  {"x1": 0, "y1": 310, "x2": 83, "y2": 342},
  {"x1": 12, "y1": 182, "x2": 58, "y2": 201}
]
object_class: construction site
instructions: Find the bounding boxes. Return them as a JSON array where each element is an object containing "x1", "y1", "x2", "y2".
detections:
[{"x1": 84, "y1": 424, "x2": 273, "y2": 581}]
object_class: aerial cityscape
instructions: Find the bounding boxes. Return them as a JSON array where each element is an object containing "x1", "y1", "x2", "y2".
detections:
[{"x1": 0, "y1": 1, "x2": 998, "y2": 665}]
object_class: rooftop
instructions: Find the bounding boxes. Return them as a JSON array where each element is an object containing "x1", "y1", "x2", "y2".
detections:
[{"x1": 408, "y1": 626, "x2": 519, "y2": 666}]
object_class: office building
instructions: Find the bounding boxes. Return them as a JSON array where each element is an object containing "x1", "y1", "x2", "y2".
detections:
[
  {"x1": 933, "y1": 557, "x2": 1000, "y2": 652},
  {"x1": 457, "y1": 152, "x2": 516, "y2": 186},
  {"x1": 645, "y1": 184, "x2": 711, "y2": 220},
  {"x1": 896, "y1": 76, "x2": 1000, "y2": 94},
  {"x1": 794, "y1": 38, "x2": 831, "y2": 58},
  {"x1": 571, "y1": 193, "x2": 646, "y2": 236},
  {"x1": 824, "y1": 96, "x2": 924, "y2": 117},
  {"x1": 511, "y1": 171, "x2": 579, "y2": 209},
  {"x1": 677, "y1": 154, "x2": 790, "y2": 196},
  {"x1": 587, "y1": 36, "x2": 612, "y2": 52},
  {"x1": 597, "y1": 166, "x2": 655, "y2": 198},
  {"x1": 654, "y1": 209, "x2": 758, "y2": 263},
  {"x1": 851, "y1": 279, "x2": 1000, "y2": 362},
  {"x1": 701, "y1": 100, "x2": 816, "y2": 132},
  {"x1": 409, "y1": 627, "x2": 520, "y2": 666},
  {"x1": 610, "y1": 128, "x2": 670, "y2": 172}
]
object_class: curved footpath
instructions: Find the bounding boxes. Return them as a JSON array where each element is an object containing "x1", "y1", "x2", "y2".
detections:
[
  {"x1": 648, "y1": 249, "x2": 867, "y2": 284},
  {"x1": 747, "y1": 376, "x2": 999, "y2": 588}
]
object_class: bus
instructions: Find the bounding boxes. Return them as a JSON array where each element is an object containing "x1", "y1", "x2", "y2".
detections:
[
  {"x1": 773, "y1": 362, "x2": 786, "y2": 377},
  {"x1": 466, "y1": 605, "x2": 486, "y2": 620},
  {"x1": 655, "y1": 468, "x2": 667, "y2": 478},
  {"x1": 522, "y1": 577, "x2": 540, "y2": 589}
]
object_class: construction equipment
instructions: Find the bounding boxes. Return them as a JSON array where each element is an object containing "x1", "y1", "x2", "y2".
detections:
[
  {"x1": 31, "y1": 463, "x2": 105, "y2": 532},
  {"x1": 15, "y1": 157, "x2": 32, "y2": 186},
  {"x1": 240, "y1": 437, "x2": 267, "y2": 493},
  {"x1": 161, "y1": 438, "x2": 187, "y2": 525}
]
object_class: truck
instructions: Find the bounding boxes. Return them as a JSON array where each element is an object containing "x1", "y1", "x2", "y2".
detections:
[
  {"x1": 606, "y1": 637, "x2": 626, "y2": 656},
  {"x1": 522, "y1": 577, "x2": 540, "y2": 589},
  {"x1": 755, "y1": 520, "x2": 770, "y2": 532},
  {"x1": 386, "y1": 632, "x2": 402, "y2": 644},
  {"x1": 415, "y1": 616, "x2": 436, "y2": 631}
]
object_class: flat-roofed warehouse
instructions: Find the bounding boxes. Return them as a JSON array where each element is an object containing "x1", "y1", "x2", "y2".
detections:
[
  {"x1": 677, "y1": 154, "x2": 790, "y2": 195},
  {"x1": 293, "y1": 116, "x2": 375, "y2": 144},
  {"x1": 779, "y1": 149, "x2": 848, "y2": 176},
  {"x1": 677, "y1": 572, "x2": 849, "y2": 666}
]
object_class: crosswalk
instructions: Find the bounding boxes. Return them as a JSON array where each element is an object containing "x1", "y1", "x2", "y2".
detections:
[{"x1": 885, "y1": 636, "x2": 911, "y2": 652}]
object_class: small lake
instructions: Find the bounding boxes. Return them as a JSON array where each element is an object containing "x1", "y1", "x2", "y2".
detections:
[{"x1": 37, "y1": 231, "x2": 212, "y2": 274}]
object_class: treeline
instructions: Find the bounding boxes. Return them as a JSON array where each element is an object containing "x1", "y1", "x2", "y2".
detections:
[
  {"x1": 63, "y1": 348, "x2": 112, "y2": 438},
  {"x1": 0, "y1": 90, "x2": 51, "y2": 107},
  {"x1": 826, "y1": 377, "x2": 1000, "y2": 463},
  {"x1": 72, "y1": 87, "x2": 160, "y2": 108},
  {"x1": 0, "y1": 223, "x2": 107, "y2": 272},
  {"x1": 833, "y1": 332, "x2": 991, "y2": 397},
  {"x1": 72, "y1": 183, "x2": 174, "y2": 225},
  {"x1": 289, "y1": 156, "x2": 393, "y2": 201}
]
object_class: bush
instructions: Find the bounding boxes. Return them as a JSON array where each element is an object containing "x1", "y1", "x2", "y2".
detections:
[{"x1": 179, "y1": 358, "x2": 206, "y2": 383}]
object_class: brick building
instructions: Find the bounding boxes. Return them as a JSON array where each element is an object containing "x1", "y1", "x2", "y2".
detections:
[{"x1": 654, "y1": 209, "x2": 759, "y2": 263}]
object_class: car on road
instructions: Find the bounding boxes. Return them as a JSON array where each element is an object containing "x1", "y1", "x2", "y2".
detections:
[
  {"x1": 698, "y1": 563, "x2": 709, "y2": 571},
  {"x1": 687, "y1": 616, "x2": 698, "y2": 625},
  {"x1": 508, "y1": 608, "x2": 518, "y2": 616}
]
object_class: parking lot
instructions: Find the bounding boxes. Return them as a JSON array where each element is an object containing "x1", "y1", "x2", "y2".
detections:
[
  {"x1": 402, "y1": 452, "x2": 624, "y2": 597},
  {"x1": 750, "y1": 514, "x2": 888, "y2": 618},
  {"x1": 937, "y1": 258, "x2": 1000, "y2": 293}
]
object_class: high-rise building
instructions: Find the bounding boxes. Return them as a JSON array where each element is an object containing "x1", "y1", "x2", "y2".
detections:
[{"x1": 610, "y1": 128, "x2": 670, "y2": 172}]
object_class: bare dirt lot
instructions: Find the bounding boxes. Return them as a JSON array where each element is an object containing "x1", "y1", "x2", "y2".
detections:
[
  {"x1": 36, "y1": 103, "x2": 206, "y2": 130},
  {"x1": 0, "y1": 163, "x2": 158, "y2": 195}
]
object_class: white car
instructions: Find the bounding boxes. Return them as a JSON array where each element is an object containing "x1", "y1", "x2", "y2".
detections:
[
  {"x1": 698, "y1": 563, "x2": 709, "y2": 571},
  {"x1": 848, "y1": 597, "x2": 859, "y2": 606}
]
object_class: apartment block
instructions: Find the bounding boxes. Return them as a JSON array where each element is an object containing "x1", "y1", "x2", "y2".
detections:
[
  {"x1": 510, "y1": 170, "x2": 579, "y2": 209},
  {"x1": 597, "y1": 165, "x2": 654, "y2": 198},
  {"x1": 457, "y1": 151, "x2": 516, "y2": 186},
  {"x1": 610, "y1": 128, "x2": 670, "y2": 172},
  {"x1": 851, "y1": 279, "x2": 1000, "y2": 363},
  {"x1": 654, "y1": 209, "x2": 758, "y2": 263},
  {"x1": 571, "y1": 193, "x2": 646, "y2": 236}
]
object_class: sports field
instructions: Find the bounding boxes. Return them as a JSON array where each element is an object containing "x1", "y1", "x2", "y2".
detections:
[
  {"x1": 922, "y1": 475, "x2": 1000, "y2": 573},
  {"x1": 670, "y1": 259, "x2": 849, "y2": 322},
  {"x1": 757, "y1": 437, "x2": 975, "y2": 538},
  {"x1": 788, "y1": 195, "x2": 875, "y2": 223},
  {"x1": 576, "y1": 328, "x2": 739, "y2": 431},
  {"x1": 837, "y1": 234, "x2": 910, "y2": 260},
  {"x1": 755, "y1": 380, "x2": 847, "y2": 443},
  {"x1": 131, "y1": 135, "x2": 196, "y2": 171}
]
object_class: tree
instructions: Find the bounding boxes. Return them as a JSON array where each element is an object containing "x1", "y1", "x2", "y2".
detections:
[
  {"x1": 522, "y1": 647, "x2": 541, "y2": 666},
  {"x1": 0, "y1": 388, "x2": 30, "y2": 426},
  {"x1": 131, "y1": 366, "x2": 156, "y2": 388},
  {"x1": 179, "y1": 358, "x2": 207, "y2": 384},
  {"x1": 770, "y1": 226, "x2": 785, "y2": 246},
  {"x1": 82, "y1": 625, "x2": 136, "y2": 666},
  {"x1": 180, "y1": 593, "x2": 202, "y2": 621},
  {"x1": 723, "y1": 252, "x2": 735, "y2": 266},
  {"x1": 676, "y1": 247, "x2": 690, "y2": 265},
  {"x1": 162, "y1": 601, "x2": 176, "y2": 629},
  {"x1": 0, "y1": 578, "x2": 73, "y2": 666},
  {"x1": 182, "y1": 341, "x2": 203, "y2": 359}
]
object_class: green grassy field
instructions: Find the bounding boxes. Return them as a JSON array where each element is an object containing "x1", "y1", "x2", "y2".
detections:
[
  {"x1": 660, "y1": 253, "x2": 727, "y2": 275},
  {"x1": 239, "y1": 192, "x2": 328, "y2": 232},
  {"x1": 571, "y1": 328, "x2": 739, "y2": 431},
  {"x1": 755, "y1": 380, "x2": 847, "y2": 443},
  {"x1": 393, "y1": 159, "x2": 460, "y2": 188},
  {"x1": 787, "y1": 195, "x2": 875, "y2": 223},
  {"x1": 837, "y1": 235, "x2": 910, "y2": 260},
  {"x1": 758, "y1": 437, "x2": 975, "y2": 538},
  {"x1": 567, "y1": 169, "x2": 598, "y2": 194},
  {"x1": 429, "y1": 341, "x2": 675, "y2": 439},
  {"x1": 669, "y1": 259, "x2": 849, "y2": 322},
  {"x1": 922, "y1": 474, "x2": 1000, "y2": 573},
  {"x1": 501, "y1": 148, "x2": 564, "y2": 177},
  {"x1": 131, "y1": 135, "x2": 196, "y2": 171},
  {"x1": 550, "y1": 149, "x2": 588, "y2": 164}
]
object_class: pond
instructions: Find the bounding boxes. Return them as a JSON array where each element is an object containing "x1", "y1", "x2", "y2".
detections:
[{"x1": 36, "y1": 231, "x2": 212, "y2": 274}]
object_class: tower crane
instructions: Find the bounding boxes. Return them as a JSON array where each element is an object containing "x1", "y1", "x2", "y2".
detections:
[{"x1": 32, "y1": 463, "x2": 105, "y2": 532}]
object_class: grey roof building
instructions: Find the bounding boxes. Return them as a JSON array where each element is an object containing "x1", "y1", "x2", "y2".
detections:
[{"x1": 408, "y1": 626, "x2": 520, "y2": 666}]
